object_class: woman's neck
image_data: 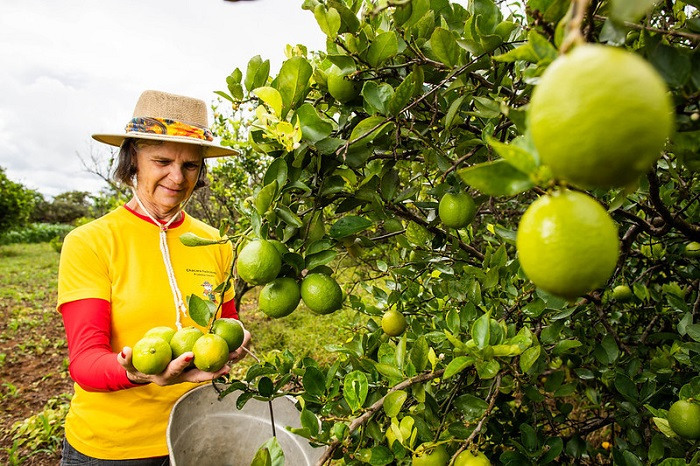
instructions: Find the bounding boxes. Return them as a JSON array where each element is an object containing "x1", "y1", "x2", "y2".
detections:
[{"x1": 126, "y1": 197, "x2": 180, "y2": 222}]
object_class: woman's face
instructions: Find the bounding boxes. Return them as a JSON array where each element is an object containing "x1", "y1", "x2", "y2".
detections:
[{"x1": 133, "y1": 141, "x2": 203, "y2": 219}]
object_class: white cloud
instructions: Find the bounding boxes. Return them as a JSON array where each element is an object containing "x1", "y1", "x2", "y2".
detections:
[{"x1": 0, "y1": 0, "x2": 325, "y2": 198}]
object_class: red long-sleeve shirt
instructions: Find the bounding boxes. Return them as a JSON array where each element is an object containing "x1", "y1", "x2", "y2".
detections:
[{"x1": 60, "y1": 298, "x2": 238, "y2": 392}]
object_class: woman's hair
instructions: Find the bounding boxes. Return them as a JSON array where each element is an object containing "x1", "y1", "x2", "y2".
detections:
[{"x1": 113, "y1": 139, "x2": 208, "y2": 189}]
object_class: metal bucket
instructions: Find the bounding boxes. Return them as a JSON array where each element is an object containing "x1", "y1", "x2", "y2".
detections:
[{"x1": 167, "y1": 384, "x2": 324, "y2": 466}]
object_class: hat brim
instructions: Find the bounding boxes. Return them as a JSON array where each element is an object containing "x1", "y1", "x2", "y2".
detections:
[{"x1": 92, "y1": 132, "x2": 239, "y2": 158}]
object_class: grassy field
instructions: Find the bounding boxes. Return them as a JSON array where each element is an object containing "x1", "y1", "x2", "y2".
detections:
[{"x1": 0, "y1": 242, "x2": 360, "y2": 464}]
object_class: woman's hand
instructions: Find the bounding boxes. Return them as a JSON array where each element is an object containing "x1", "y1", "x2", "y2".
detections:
[{"x1": 118, "y1": 347, "x2": 230, "y2": 386}]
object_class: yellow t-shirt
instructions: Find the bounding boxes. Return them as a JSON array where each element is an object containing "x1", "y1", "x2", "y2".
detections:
[{"x1": 57, "y1": 206, "x2": 234, "y2": 459}]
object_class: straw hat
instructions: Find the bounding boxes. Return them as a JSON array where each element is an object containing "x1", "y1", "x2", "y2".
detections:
[{"x1": 92, "y1": 90, "x2": 238, "y2": 158}]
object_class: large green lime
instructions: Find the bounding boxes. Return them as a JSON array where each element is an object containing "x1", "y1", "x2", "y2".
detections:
[
  {"x1": 132, "y1": 336, "x2": 172, "y2": 375},
  {"x1": 169, "y1": 326, "x2": 204, "y2": 359},
  {"x1": 236, "y1": 239, "x2": 282, "y2": 286},
  {"x1": 381, "y1": 310, "x2": 407, "y2": 337},
  {"x1": 259, "y1": 277, "x2": 301, "y2": 318},
  {"x1": 192, "y1": 333, "x2": 229, "y2": 372},
  {"x1": 516, "y1": 190, "x2": 619, "y2": 299},
  {"x1": 211, "y1": 318, "x2": 245, "y2": 352},
  {"x1": 529, "y1": 44, "x2": 673, "y2": 188},
  {"x1": 668, "y1": 400, "x2": 700, "y2": 440},
  {"x1": 412, "y1": 444, "x2": 449, "y2": 466},
  {"x1": 300, "y1": 273, "x2": 343, "y2": 315}
]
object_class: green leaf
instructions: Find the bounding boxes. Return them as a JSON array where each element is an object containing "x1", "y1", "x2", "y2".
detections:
[
  {"x1": 255, "y1": 180, "x2": 278, "y2": 215},
  {"x1": 458, "y1": 159, "x2": 534, "y2": 196},
  {"x1": 430, "y1": 27, "x2": 459, "y2": 66},
  {"x1": 486, "y1": 135, "x2": 539, "y2": 175},
  {"x1": 528, "y1": 29, "x2": 558, "y2": 64},
  {"x1": 653, "y1": 417, "x2": 677, "y2": 438},
  {"x1": 552, "y1": 339, "x2": 582, "y2": 356},
  {"x1": 314, "y1": 4, "x2": 341, "y2": 38},
  {"x1": 383, "y1": 390, "x2": 408, "y2": 418},
  {"x1": 410, "y1": 336, "x2": 429, "y2": 372},
  {"x1": 686, "y1": 324, "x2": 700, "y2": 342},
  {"x1": 275, "y1": 205, "x2": 303, "y2": 228},
  {"x1": 387, "y1": 72, "x2": 417, "y2": 116},
  {"x1": 350, "y1": 116, "x2": 392, "y2": 144},
  {"x1": 455, "y1": 394, "x2": 488, "y2": 421},
  {"x1": 253, "y1": 86, "x2": 283, "y2": 117},
  {"x1": 472, "y1": 312, "x2": 491, "y2": 349},
  {"x1": 295, "y1": 103, "x2": 333, "y2": 144},
  {"x1": 300, "y1": 408, "x2": 319, "y2": 437},
  {"x1": 611, "y1": 0, "x2": 658, "y2": 23},
  {"x1": 187, "y1": 294, "x2": 216, "y2": 327},
  {"x1": 250, "y1": 447, "x2": 271, "y2": 466},
  {"x1": 258, "y1": 376, "x2": 274, "y2": 397},
  {"x1": 329, "y1": 216, "x2": 373, "y2": 238},
  {"x1": 367, "y1": 31, "x2": 398, "y2": 67},
  {"x1": 493, "y1": 43, "x2": 538, "y2": 63},
  {"x1": 475, "y1": 359, "x2": 500, "y2": 379},
  {"x1": 303, "y1": 366, "x2": 326, "y2": 397},
  {"x1": 263, "y1": 158, "x2": 288, "y2": 188},
  {"x1": 275, "y1": 56, "x2": 313, "y2": 116},
  {"x1": 344, "y1": 370, "x2": 369, "y2": 412},
  {"x1": 375, "y1": 363, "x2": 404, "y2": 379},
  {"x1": 362, "y1": 81, "x2": 394, "y2": 115},
  {"x1": 444, "y1": 356, "x2": 475, "y2": 379},
  {"x1": 245, "y1": 55, "x2": 270, "y2": 92},
  {"x1": 520, "y1": 346, "x2": 541, "y2": 373},
  {"x1": 305, "y1": 250, "x2": 337, "y2": 270}
]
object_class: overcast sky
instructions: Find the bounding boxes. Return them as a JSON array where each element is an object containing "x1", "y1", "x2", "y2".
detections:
[{"x1": 0, "y1": 0, "x2": 326, "y2": 198}]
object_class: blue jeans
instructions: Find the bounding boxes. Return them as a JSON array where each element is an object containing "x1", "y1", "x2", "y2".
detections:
[{"x1": 61, "y1": 438, "x2": 169, "y2": 466}]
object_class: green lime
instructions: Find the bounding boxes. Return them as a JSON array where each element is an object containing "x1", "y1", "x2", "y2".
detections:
[
  {"x1": 412, "y1": 444, "x2": 449, "y2": 466},
  {"x1": 144, "y1": 326, "x2": 176, "y2": 343},
  {"x1": 455, "y1": 450, "x2": 491, "y2": 466},
  {"x1": 529, "y1": 44, "x2": 673, "y2": 188},
  {"x1": 192, "y1": 333, "x2": 229, "y2": 372},
  {"x1": 169, "y1": 326, "x2": 204, "y2": 359},
  {"x1": 516, "y1": 190, "x2": 619, "y2": 299},
  {"x1": 259, "y1": 277, "x2": 301, "y2": 318},
  {"x1": 612, "y1": 285, "x2": 633, "y2": 302},
  {"x1": 381, "y1": 310, "x2": 407, "y2": 337},
  {"x1": 211, "y1": 318, "x2": 245, "y2": 352},
  {"x1": 685, "y1": 241, "x2": 700, "y2": 257},
  {"x1": 301, "y1": 273, "x2": 343, "y2": 315},
  {"x1": 132, "y1": 336, "x2": 172, "y2": 375},
  {"x1": 438, "y1": 192, "x2": 476, "y2": 228},
  {"x1": 668, "y1": 400, "x2": 700, "y2": 440},
  {"x1": 236, "y1": 239, "x2": 282, "y2": 286},
  {"x1": 327, "y1": 67, "x2": 359, "y2": 103}
]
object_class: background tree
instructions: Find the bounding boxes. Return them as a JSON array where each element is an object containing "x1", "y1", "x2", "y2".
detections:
[
  {"x1": 205, "y1": 0, "x2": 699, "y2": 464},
  {"x1": 0, "y1": 167, "x2": 39, "y2": 234}
]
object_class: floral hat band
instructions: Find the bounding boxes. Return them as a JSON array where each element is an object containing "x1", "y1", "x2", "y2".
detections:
[{"x1": 125, "y1": 117, "x2": 214, "y2": 142}]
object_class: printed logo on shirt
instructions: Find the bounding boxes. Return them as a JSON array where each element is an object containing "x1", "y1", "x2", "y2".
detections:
[
  {"x1": 186, "y1": 267, "x2": 216, "y2": 277},
  {"x1": 201, "y1": 280, "x2": 218, "y2": 302}
]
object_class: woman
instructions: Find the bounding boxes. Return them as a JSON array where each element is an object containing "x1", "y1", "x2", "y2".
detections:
[{"x1": 57, "y1": 90, "x2": 250, "y2": 464}]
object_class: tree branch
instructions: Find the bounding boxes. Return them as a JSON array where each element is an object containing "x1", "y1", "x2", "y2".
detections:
[{"x1": 316, "y1": 369, "x2": 446, "y2": 466}]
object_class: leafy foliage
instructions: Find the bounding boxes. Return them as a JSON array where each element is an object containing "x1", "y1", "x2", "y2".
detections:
[
  {"x1": 0, "y1": 167, "x2": 40, "y2": 235},
  {"x1": 209, "y1": 0, "x2": 699, "y2": 464}
]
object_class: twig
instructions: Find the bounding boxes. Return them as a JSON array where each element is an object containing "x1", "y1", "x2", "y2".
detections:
[
  {"x1": 592, "y1": 14, "x2": 700, "y2": 43},
  {"x1": 560, "y1": 0, "x2": 592, "y2": 53},
  {"x1": 316, "y1": 369, "x2": 445, "y2": 466},
  {"x1": 647, "y1": 170, "x2": 700, "y2": 241},
  {"x1": 449, "y1": 374, "x2": 502, "y2": 465}
]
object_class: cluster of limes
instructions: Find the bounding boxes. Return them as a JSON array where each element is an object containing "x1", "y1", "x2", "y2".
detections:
[
  {"x1": 515, "y1": 44, "x2": 673, "y2": 300},
  {"x1": 236, "y1": 238, "x2": 344, "y2": 318},
  {"x1": 131, "y1": 318, "x2": 244, "y2": 375},
  {"x1": 411, "y1": 443, "x2": 491, "y2": 466},
  {"x1": 667, "y1": 399, "x2": 700, "y2": 440}
]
